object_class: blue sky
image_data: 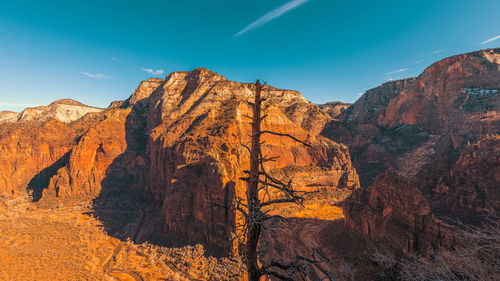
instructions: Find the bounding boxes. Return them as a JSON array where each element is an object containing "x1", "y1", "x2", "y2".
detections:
[{"x1": 1, "y1": 0, "x2": 499, "y2": 111}]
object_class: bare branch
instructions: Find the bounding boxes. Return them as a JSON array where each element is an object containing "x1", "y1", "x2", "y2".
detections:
[{"x1": 259, "y1": 130, "x2": 312, "y2": 147}]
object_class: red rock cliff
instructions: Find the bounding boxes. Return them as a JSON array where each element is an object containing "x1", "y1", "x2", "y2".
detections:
[{"x1": 145, "y1": 68, "x2": 358, "y2": 255}]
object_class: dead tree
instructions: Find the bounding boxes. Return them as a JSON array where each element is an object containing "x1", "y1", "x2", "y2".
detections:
[{"x1": 237, "y1": 80, "x2": 336, "y2": 281}]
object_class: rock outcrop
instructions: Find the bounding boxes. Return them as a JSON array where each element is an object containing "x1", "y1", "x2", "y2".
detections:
[
  {"x1": 344, "y1": 170, "x2": 454, "y2": 256},
  {"x1": 18, "y1": 99, "x2": 104, "y2": 123},
  {"x1": 0, "y1": 102, "x2": 105, "y2": 198},
  {"x1": 0, "y1": 111, "x2": 18, "y2": 123},
  {"x1": 145, "y1": 68, "x2": 358, "y2": 255},
  {"x1": 326, "y1": 48, "x2": 500, "y2": 187},
  {"x1": 1, "y1": 70, "x2": 358, "y2": 256},
  {"x1": 318, "y1": 101, "x2": 351, "y2": 118},
  {"x1": 338, "y1": 48, "x2": 500, "y2": 255},
  {"x1": 429, "y1": 136, "x2": 500, "y2": 219}
]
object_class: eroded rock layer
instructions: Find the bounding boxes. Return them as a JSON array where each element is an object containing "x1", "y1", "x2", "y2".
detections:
[
  {"x1": 145, "y1": 68, "x2": 358, "y2": 255},
  {"x1": 0, "y1": 70, "x2": 358, "y2": 257},
  {"x1": 338, "y1": 48, "x2": 500, "y2": 255}
]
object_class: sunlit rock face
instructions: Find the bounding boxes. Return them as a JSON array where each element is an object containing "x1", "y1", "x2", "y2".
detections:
[
  {"x1": 326, "y1": 48, "x2": 500, "y2": 187},
  {"x1": 318, "y1": 101, "x2": 351, "y2": 118},
  {"x1": 18, "y1": 99, "x2": 104, "y2": 123},
  {"x1": 337, "y1": 48, "x2": 500, "y2": 255},
  {"x1": 0, "y1": 111, "x2": 18, "y2": 123},
  {"x1": 145, "y1": 68, "x2": 358, "y2": 255},
  {"x1": 0, "y1": 100, "x2": 105, "y2": 197},
  {"x1": 44, "y1": 78, "x2": 164, "y2": 200},
  {"x1": 0, "y1": 69, "x2": 358, "y2": 256}
]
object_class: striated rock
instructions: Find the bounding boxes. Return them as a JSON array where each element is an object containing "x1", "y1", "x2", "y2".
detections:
[
  {"x1": 18, "y1": 99, "x2": 104, "y2": 123},
  {"x1": 44, "y1": 78, "x2": 163, "y2": 200},
  {"x1": 343, "y1": 170, "x2": 454, "y2": 255},
  {"x1": 145, "y1": 68, "x2": 358, "y2": 255},
  {"x1": 0, "y1": 111, "x2": 18, "y2": 123},
  {"x1": 335, "y1": 49, "x2": 499, "y2": 257},
  {"x1": 0, "y1": 120, "x2": 78, "y2": 197},
  {"x1": 430, "y1": 136, "x2": 500, "y2": 218},
  {"x1": 318, "y1": 102, "x2": 351, "y2": 118},
  {"x1": 326, "y1": 48, "x2": 500, "y2": 187}
]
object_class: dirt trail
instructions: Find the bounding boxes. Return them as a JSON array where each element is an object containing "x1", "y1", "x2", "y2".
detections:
[{"x1": 102, "y1": 209, "x2": 145, "y2": 281}]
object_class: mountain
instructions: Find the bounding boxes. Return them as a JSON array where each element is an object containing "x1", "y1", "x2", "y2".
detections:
[
  {"x1": 0, "y1": 48, "x2": 498, "y2": 279},
  {"x1": 334, "y1": 48, "x2": 500, "y2": 255},
  {"x1": 318, "y1": 101, "x2": 351, "y2": 118},
  {"x1": 0, "y1": 68, "x2": 359, "y2": 257}
]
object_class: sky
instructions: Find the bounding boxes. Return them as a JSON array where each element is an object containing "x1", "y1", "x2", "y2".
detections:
[{"x1": 0, "y1": 0, "x2": 500, "y2": 112}]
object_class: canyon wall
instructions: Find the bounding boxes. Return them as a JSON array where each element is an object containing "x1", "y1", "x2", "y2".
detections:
[
  {"x1": 0, "y1": 72, "x2": 358, "y2": 257},
  {"x1": 337, "y1": 48, "x2": 500, "y2": 255}
]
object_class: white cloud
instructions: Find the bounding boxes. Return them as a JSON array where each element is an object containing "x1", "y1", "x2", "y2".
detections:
[
  {"x1": 356, "y1": 92, "x2": 364, "y2": 97},
  {"x1": 233, "y1": 0, "x2": 310, "y2": 38},
  {"x1": 479, "y1": 34, "x2": 500, "y2": 45},
  {"x1": 385, "y1": 68, "x2": 409, "y2": 75},
  {"x1": 80, "y1": 72, "x2": 112, "y2": 79},
  {"x1": 432, "y1": 49, "x2": 444, "y2": 54},
  {"x1": 141, "y1": 68, "x2": 165, "y2": 76},
  {"x1": 0, "y1": 102, "x2": 39, "y2": 108},
  {"x1": 111, "y1": 56, "x2": 123, "y2": 62}
]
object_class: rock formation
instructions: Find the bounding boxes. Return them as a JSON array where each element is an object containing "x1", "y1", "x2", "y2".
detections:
[
  {"x1": 0, "y1": 101, "x2": 106, "y2": 198},
  {"x1": 344, "y1": 170, "x2": 455, "y2": 256},
  {"x1": 0, "y1": 69, "x2": 358, "y2": 257},
  {"x1": 18, "y1": 99, "x2": 104, "y2": 123},
  {"x1": 327, "y1": 48, "x2": 500, "y2": 187},
  {"x1": 338, "y1": 48, "x2": 500, "y2": 255},
  {"x1": 318, "y1": 101, "x2": 351, "y2": 118},
  {"x1": 144, "y1": 68, "x2": 358, "y2": 255},
  {"x1": 0, "y1": 48, "x2": 498, "y2": 267}
]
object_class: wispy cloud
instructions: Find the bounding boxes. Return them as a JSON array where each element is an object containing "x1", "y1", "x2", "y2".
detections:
[
  {"x1": 141, "y1": 68, "x2": 165, "y2": 76},
  {"x1": 233, "y1": 0, "x2": 310, "y2": 38},
  {"x1": 385, "y1": 68, "x2": 409, "y2": 75},
  {"x1": 111, "y1": 56, "x2": 123, "y2": 62},
  {"x1": 432, "y1": 49, "x2": 444, "y2": 54},
  {"x1": 479, "y1": 34, "x2": 500, "y2": 45},
  {"x1": 356, "y1": 92, "x2": 364, "y2": 97},
  {"x1": 0, "y1": 102, "x2": 39, "y2": 109},
  {"x1": 80, "y1": 72, "x2": 112, "y2": 79}
]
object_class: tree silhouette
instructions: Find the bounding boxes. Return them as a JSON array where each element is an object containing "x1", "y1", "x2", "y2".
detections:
[{"x1": 237, "y1": 80, "x2": 336, "y2": 281}]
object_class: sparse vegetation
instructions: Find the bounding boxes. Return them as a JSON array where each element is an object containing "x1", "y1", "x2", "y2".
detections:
[
  {"x1": 370, "y1": 217, "x2": 500, "y2": 281},
  {"x1": 0, "y1": 195, "x2": 244, "y2": 281}
]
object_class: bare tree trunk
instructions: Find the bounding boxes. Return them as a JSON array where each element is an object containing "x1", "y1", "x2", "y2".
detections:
[{"x1": 247, "y1": 80, "x2": 263, "y2": 281}]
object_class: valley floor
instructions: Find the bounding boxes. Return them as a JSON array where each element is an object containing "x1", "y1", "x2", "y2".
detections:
[{"x1": 0, "y1": 196, "x2": 220, "y2": 281}]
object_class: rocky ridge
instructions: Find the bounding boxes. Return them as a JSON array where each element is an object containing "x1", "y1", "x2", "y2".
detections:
[
  {"x1": 335, "y1": 48, "x2": 500, "y2": 255},
  {"x1": 0, "y1": 69, "x2": 359, "y2": 257}
]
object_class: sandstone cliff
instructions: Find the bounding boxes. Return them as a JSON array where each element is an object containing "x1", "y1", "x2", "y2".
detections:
[
  {"x1": 344, "y1": 170, "x2": 455, "y2": 256},
  {"x1": 4, "y1": 69, "x2": 359, "y2": 256},
  {"x1": 318, "y1": 101, "x2": 351, "y2": 118},
  {"x1": 0, "y1": 102, "x2": 105, "y2": 198},
  {"x1": 145, "y1": 68, "x2": 358, "y2": 255},
  {"x1": 44, "y1": 78, "x2": 164, "y2": 199},
  {"x1": 337, "y1": 48, "x2": 500, "y2": 255},
  {"x1": 327, "y1": 49, "x2": 499, "y2": 187}
]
